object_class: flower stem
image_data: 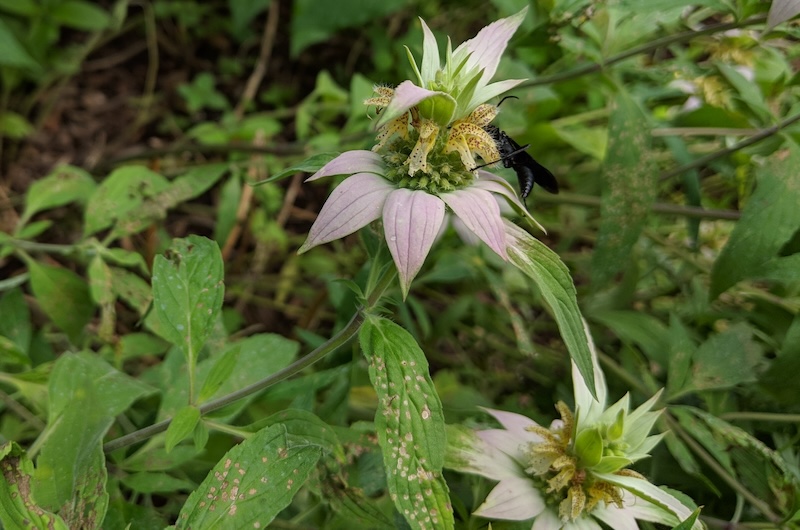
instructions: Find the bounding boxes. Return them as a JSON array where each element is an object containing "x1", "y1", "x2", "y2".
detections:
[{"x1": 103, "y1": 262, "x2": 397, "y2": 454}]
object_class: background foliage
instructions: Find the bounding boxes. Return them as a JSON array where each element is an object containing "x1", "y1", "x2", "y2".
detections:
[{"x1": 1, "y1": 0, "x2": 799, "y2": 528}]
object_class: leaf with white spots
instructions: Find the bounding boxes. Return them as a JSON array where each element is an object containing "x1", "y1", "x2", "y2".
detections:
[
  {"x1": 151, "y1": 236, "x2": 225, "y2": 380},
  {"x1": 359, "y1": 317, "x2": 454, "y2": 530},
  {"x1": 175, "y1": 423, "x2": 322, "y2": 530}
]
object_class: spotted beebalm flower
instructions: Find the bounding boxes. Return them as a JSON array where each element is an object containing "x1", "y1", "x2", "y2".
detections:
[
  {"x1": 299, "y1": 8, "x2": 542, "y2": 298},
  {"x1": 446, "y1": 327, "x2": 704, "y2": 530}
]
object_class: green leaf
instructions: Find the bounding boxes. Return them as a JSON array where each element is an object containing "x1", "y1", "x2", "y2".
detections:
[
  {"x1": 88, "y1": 255, "x2": 116, "y2": 342},
  {"x1": 0, "y1": 442, "x2": 69, "y2": 530},
  {"x1": 710, "y1": 144, "x2": 800, "y2": 298},
  {"x1": 263, "y1": 152, "x2": 339, "y2": 183},
  {"x1": 290, "y1": 0, "x2": 408, "y2": 56},
  {"x1": 359, "y1": 317, "x2": 454, "y2": 530},
  {"x1": 0, "y1": 0, "x2": 40, "y2": 16},
  {"x1": 0, "y1": 110, "x2": 34, "y2": 139},
  {"x1": 151, "y1": 235, "x2": 224, "y2": 373},
  {"x1": 165, "y1": 406, "x2": 201, "y2": 453},
  {"x1": 20, "y1": 166, "x2": 96, "y2": 227},
  {"x1": 175, "y1": 424, "x2": 322, "y2": 529},
  {"x1": 672, "y1": 508, "x2": 702, "y2": 530},
  {"x1": 109, "y1": 266, "x2": 151, "y2": 316},
  {"x1": 51, "y1": 0, "x2": 111, "y2": 31},
  {"x1": 197, "y1": 346, "x2": 240, "y2": 403},
  {"x1": 504, "y1": 221, "x2": 597, "y2": 398},
  {"x1": 120, "y1": 472, "x2": 195, "y2": 494},
  {"x1": 27, "y1": 261, "x2": 94, "y2": 344},
  {"x1": 686, "y1": 323, "x2": 762, "y2": 393},
  {"x1": 177, "y1": 72, "x2": 229, "y2": 113},
  {"x1": 665, "y1": 315, "x2": 696, "y2": 399},
  {"x1": 589, "y1": 310, "x2": 669, "y2": 366},
  {"x1": 591, "y1": 91, "x2": 657, "y2": 286},
  {"x1": 0, "y1": 288, "x2": 32, "y2": 363},
  {"x1": 84, "y1": 166, "x2": 170, "y2": 237},
  {"x1": 33, "y1": 353, "x2": 153, "y2": 517},
  {"x1": 0, "y1": 19, "x2": 40, "y2": 70},
  {"x1": 213, "y1": 171, "x2": 242, "y2": 247}
]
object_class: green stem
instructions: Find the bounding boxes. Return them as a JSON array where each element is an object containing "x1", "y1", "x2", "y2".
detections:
[
  {"x1": 720, "y1": 412, "x2": 800, "y2": 423},
  {"x1": 103, "y1": 265, "x2": 397, "y2": 454},
  {"x1": 520, "y1": 15, "x2": 767, "y2": 89},
  {"x1": 665, "y1": 414, "x2": 781, "y2": 523}
]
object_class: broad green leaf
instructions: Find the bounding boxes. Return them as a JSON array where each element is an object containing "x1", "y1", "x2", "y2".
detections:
[
  {"x1": 213, "y1": 171, "x2": 243, "y2": 246},
  {"x1": 0, "y1": 110, "x2": 34, "y2": 139},
  {"x1": 716, "y1": 62, "x2": 771, "y2": 122},
  {"x1": 263, "y1": 152, "x2": 339, "y2": 183},
  {"x1": 672, "y1": 509, "x2": 703, "y2": 530},
  {"x1": 84, "y1": 166, "x2": 169, "y2": 237},
  {"x1": 0, "y1": 442, "x2": 69, "y2": 530},
  {"x1": 591, "y1": 91, "x2": 657, "y2": 286},
  {"x1": 359, "y1": 317, "x2": 453, "y2": 530},
  {"x1": 551, "y1": 125, "x2": 608, "y2": 160},
  {"x1": 262, "y1": 409, "x2": 345, "y2": 462},
  {"x1": 754, "y1": 253, "x2": 800, "y2": 284},
  {"x1": 0, "y1": 19, "x2": 40, "y2": 70},
  {"x1": 51, "y1": 0, "x2": 111, "y2": 31},
  {"x1": 684, "y1": 323, "x2": 762, "y2": 393},
  {"x1": 175, "y1": 424, "x2": 322, "y2": 529},
  {"x1": 0, "y1": 288, "x2": 32, "y2": 362},
  {"x1": 759, "y1": 315, "x2": 800, "y2": 403},
  {"x1": 20, "y1": 165, "x2": 96, "y2": 227},
  {"x1": 151, "y1": 235, "x2": 224, "y2": 373},
  {"x1": 33, "y1": 353, "x2": 153, "y2": 515},
  {"x1": 0, "y1": 0, "x2": 39, "y2": 16},
  {"x1": 27, "y1": 261, "x2": 94, "y2": 344},
  {"x1": 165, "y1": 406, "x2": 201, "y2": 453},
  {"x1": 710, "y1": 144, "x2": 800, "y2": 298},
  {"x1": 110, "y1": 266, "x2": 151, "y2": 316},
  {"x1": 504, "y1": 220, "x2": 597, "y2": 398}
]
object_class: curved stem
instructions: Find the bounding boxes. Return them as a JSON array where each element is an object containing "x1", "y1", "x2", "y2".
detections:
[
  {"x1": 665, "y1": 414, "x2": 781, "y2": 523},
  {"x1": 520, "y1": 15, "x2": 767, "y2": 89},
  {"x1": 103, "y1": 264, "x2": 397, "y2": 454}
]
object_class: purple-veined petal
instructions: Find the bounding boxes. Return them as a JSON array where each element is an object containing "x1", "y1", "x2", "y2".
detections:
[
  {"x1": 474, "y1": 170, "x2": 546, "y2": 233},
  {"x1": 441, "y1": 187, "x2": 508, "y2": 260},
  {"x1": 298, "y1": 173, "x2": 394, "y2": 253},
  {"x1": 419, "y1": 18, "x2": 440, "y2": 82},
  {"x1": 474, "y1": 477, "x2": 546, "y2": 521},
  {"x1": 456, "y1": 7, "x2": 528, "y2": 86},
  {"x1": 451, "y1": 214, "x2": 481, "y2": 246},
  {"x1": 531, "y1": 508, "x2": 562, "y2": 530},
  {"x1": 375, "y1": 81, "x2": 450, "y2": 129},
  {"x1": 382, "y1": 188, "x2": 445, "y2": 298},
  {"x1": 307, "y1": 150, "x2": 385, "y2": 181}
]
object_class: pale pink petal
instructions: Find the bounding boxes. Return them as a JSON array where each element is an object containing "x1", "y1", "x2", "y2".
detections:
[
  {"x1": 457, "y1": 8, "x2": 528, "y2": 85},
  {"x1": 451, "y1": 214, "x2": 480, "y2": 246},
  {"x1": 298, "y1": 173, "x2": 394, "y2": 253},
  {"x1": 375, "y1": 81, "x2": 451, "y2": 129},
  {"x1": 467, "y1": 78, "x2": 526, "y2": 111},
  {"x1": 307, "y1": 150, "x2": 385, "y2": 181},
  {"x1": 441, "y1": 188, "x2": 508, "y2": 260},
  {"x1": 447, "y1": 425, "x2": 526, "y2": 482},
  {"x1": 532, "y1": 508, "x2": 562, "y2": 530},
  {"x1": 595, "y1": 474, "x2": 700, "y2": 530},
  {"x1": 480, "y1": 407, "x2": 543, "y2": 441},
  {"x1": 477, "y1": 429, "x2": 532, "y2": 464},
  {"x1": 474, "y1": 170, "x2": 546, "y2": 232},
  {"x1": 474, "y1": 477, "x2": 546, "y2": 521},
  {"x1": 382, "y1": 189, "x2": 445, "y2": 298},
  {"x1": 592, "y1": 505, "x2": 639, "y2": 530}
]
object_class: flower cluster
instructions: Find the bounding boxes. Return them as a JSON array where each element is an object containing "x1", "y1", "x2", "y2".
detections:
[
  {"x1": 299, "y1": 8, "x2": 542, "y2": 297},
  {"x1": 446, "y1": 327, "x2": 703, "y2": 530}
]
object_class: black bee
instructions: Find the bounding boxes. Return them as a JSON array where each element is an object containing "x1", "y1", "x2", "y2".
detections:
[{"x1": 473, "y1": 97, "x2": 559, "y2": 200}]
